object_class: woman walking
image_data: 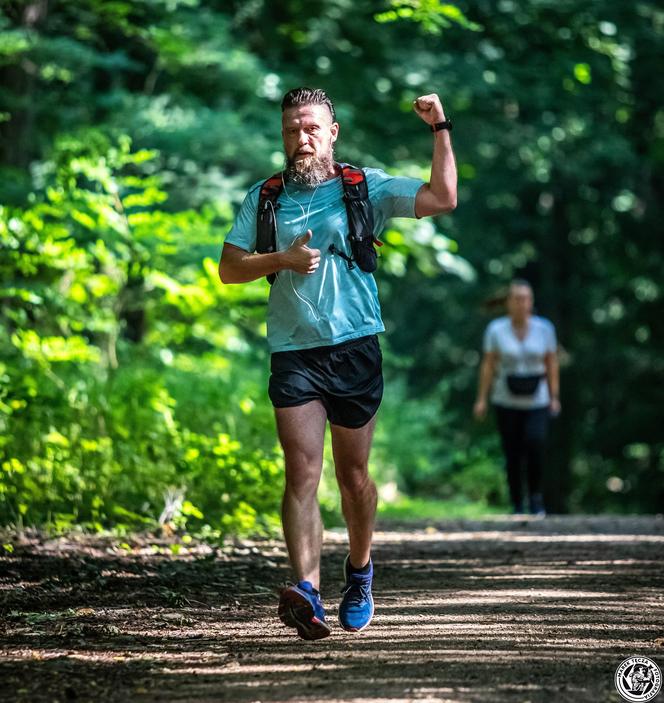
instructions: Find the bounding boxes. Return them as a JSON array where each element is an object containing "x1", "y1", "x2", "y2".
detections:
[{"x1": 474, "y1": 280, "x2": 560, "y2": 515}]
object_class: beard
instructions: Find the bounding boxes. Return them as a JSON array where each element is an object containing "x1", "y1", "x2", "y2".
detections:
[{"x1": 285, "y1": 150, "x2": 335, "y2": 186}]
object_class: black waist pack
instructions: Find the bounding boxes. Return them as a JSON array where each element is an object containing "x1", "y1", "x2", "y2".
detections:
[{"x1": 506, "y1": 374, "x2": 544, "y2": 396}]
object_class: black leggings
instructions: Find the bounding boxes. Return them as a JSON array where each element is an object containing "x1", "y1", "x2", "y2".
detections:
[{"x1": 494, "y1": 405, "x2": 550, "y2": 512}]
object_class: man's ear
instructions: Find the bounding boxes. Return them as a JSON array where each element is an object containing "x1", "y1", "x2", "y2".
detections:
[{"x1": 330, "y1": 122, "x2": 339, "y2": 143}]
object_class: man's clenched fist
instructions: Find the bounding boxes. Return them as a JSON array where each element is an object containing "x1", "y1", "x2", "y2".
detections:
[{"x1": 413, "y1": 94, "x2": 446, "y2": 125}]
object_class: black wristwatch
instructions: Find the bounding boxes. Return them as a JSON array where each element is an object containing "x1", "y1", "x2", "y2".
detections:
[{"x1": 431, "y1": 120, "x2": 453, "y2": 132}]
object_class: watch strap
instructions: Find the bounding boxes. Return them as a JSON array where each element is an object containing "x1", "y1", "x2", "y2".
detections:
[{"x1": 431, "y1": 120, "x2": 453, "y2": 132}]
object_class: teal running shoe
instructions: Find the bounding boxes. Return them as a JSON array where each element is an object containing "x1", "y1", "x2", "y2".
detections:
[
  {"x1": 278, "y1": 580, "x2": 331, "y2": 641},
  {"x1": 339, "y1": 555, "x2": 374, "y2": 632}
]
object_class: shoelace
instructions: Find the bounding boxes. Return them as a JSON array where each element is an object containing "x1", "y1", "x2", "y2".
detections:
[{"x1": 341, "y1": 579, "x2": 371, "y2": 607}]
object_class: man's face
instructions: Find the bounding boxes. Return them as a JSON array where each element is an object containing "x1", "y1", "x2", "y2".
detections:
[
  {"x1": 507, "y1": 285, "x2": 534, "y2": 319},
  {"x1": 282, "y1": 104, "x2": 339, "y2": 184}
]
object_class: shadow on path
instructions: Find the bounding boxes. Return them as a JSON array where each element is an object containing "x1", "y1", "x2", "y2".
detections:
[{"x1": 1, "y1": 516, "x2": 663, "y2": 703}]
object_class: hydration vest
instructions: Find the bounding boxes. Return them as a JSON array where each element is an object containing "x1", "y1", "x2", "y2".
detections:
[{"x1": 255, "y1": 162, "x2": 380, "y2": 284}]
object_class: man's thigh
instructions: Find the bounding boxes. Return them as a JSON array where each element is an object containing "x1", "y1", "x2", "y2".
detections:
[
  {"x1": 329, "y1": 413, "x2": 378, "y2": 472},
  {"x1": 275, "y1": 401, "x2": 328, "y2": 478}
]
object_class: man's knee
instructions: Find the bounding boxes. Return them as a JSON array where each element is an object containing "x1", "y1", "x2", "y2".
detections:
[
  {"x1": 336, "y1": 463, "x2": 374, "y2": 495},
  {"x1": 284, "y1": 458, "x2": 321, "y2": 500}
]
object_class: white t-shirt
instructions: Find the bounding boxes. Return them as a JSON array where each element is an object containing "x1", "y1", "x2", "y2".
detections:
[{"x1": 483, "y1": 315, "x2": 557, "y2": 409}]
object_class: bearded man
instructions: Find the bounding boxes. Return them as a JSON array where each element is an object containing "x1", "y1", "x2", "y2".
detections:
[{"x1": 219, "y1": 87, "x2": 457, "y2": 640}]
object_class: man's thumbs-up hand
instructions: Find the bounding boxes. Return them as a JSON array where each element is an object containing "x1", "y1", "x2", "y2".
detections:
[{"x1": 283, "y1": 230, "x2": 321, "y2": 274}]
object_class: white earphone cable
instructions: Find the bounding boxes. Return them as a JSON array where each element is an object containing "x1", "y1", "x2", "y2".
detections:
[{"x1": 275, "y1": 174, "x2": 321, "y2": 321}]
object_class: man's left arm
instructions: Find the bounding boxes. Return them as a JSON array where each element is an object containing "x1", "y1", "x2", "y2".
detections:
[{"x1": 413, "y1": 93, "x2": 457, "y2": 218}]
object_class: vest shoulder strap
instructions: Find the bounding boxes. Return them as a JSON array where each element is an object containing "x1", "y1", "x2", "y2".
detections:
[
  {"x1": 339, "y1": 163, "x2": 368, "y2": 197},
  {"x1": 256, "y1": 173, "x2": 283, "y2": 255},
  {"x1": 256, "y1": 173, "x2": 283, "y2": 284}
]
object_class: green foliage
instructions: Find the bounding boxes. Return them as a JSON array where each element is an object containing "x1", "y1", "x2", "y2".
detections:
[
  {"x1": 1, "y1": 0, "x2": 662, "y2": 532},
  {"x1": 0, "y1": 133, "x2": 281, "y2": 535},
  {"x1": 375, "y1": 0, "x2": 482, "y2": 34}
]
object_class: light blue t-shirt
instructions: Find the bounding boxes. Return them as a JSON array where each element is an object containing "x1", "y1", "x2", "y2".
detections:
[
  {"x1": 483, "y1": 315, "x2": 557, "y2": 409},
  {"x1": 224, "y1": 168, "x2": 424, "y2": 352}
]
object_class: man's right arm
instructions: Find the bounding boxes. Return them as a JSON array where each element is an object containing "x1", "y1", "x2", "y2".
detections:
[
  {"x1": 218, "y1": 231, "x2": 321, "y2": 284},
  {"x1": 218, "y1": 243, "x2": 287, "y2": 284}
]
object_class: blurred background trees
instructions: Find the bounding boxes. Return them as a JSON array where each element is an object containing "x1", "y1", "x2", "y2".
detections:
[{"x1": 1, "y1": 0, "x2": 662, "y2": 534}]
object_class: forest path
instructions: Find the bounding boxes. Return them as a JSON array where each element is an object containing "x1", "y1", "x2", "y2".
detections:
[{"x1": 2, "y1": 516, "x2": 663, "y2": 702}]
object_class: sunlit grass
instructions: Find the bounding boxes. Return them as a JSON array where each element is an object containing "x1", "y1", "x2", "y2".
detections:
[
  {"x1": 322, "y1": 493, "x2": 508, "y2": 528},
  {"x1": 377, "y1": 496, "x2": 507, "y2": 521}
]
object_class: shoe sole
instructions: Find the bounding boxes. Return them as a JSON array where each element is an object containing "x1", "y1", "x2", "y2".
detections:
[
  {"x1": 278, "y1": 587, "x2": 331, "y2": 641},
  {"x1": 339, "y1": 555, "x2": 374, "y2": 633}
]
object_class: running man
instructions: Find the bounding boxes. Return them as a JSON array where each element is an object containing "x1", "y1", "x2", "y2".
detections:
[{"x1": 219, "y1": 87, "x2": 457, "y2": 639}]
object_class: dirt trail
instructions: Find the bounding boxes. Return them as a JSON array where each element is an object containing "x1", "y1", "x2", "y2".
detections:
[{"x1": 1, "y1": 516, "x2": 663, "y2": 703}]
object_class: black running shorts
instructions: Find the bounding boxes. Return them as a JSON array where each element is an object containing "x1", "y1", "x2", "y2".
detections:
[{"x1": 268, "y1": 334, "x2": 383, "y2": 429}]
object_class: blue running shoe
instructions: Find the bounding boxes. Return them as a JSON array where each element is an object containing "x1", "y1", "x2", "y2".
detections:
[
  {"x1": 278, "y1": 580, "x2": 331, "y2": 641},
  {"x1": 339, "y1": 555, "x2": 374, "y2": 632}
]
